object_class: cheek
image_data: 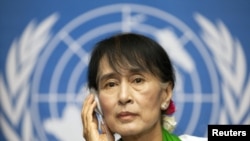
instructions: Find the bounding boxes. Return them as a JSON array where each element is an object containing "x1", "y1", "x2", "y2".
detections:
[
  {"x1": 138, "y1": 86, "x2": 162, "y2": 109},
  {"x1": 99, "y1": 95, "x2": 115, "y2": 115}
]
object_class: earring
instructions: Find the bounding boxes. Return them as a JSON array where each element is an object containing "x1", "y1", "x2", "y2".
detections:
[{"x1": 161, "y1": 103, "x2": 168, "y2": 110}]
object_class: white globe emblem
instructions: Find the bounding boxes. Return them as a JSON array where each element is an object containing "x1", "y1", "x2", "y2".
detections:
[{"x1": 31, "y1": 4, "x2": 220, "y2": 140}]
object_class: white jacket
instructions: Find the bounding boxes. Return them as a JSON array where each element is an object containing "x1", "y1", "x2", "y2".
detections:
[{"x1": 179, "y1": 134, "x2": 207, "y2": 141}]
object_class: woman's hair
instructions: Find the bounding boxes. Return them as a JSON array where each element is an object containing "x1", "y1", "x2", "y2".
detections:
[{"x1": 87, "y1": 32, "x2": 175, "y2": 91}]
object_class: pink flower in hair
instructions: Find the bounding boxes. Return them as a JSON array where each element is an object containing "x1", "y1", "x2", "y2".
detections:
[{"x1": 166, "y1": 100, "x2": 175, "y2": 115}]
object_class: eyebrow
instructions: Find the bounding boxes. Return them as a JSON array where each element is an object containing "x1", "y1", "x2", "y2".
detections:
[
  {"x1": 98, "y1": 68, "x2": 147, "y2": 82},
  {"x1": 99, "y1": 72, "x2": 118, "y2": 83}
]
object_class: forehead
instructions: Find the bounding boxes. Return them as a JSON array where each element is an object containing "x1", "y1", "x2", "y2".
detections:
[
  {"x1": 97, "y1": 56, "x2": 148, "y2": 78},
  {"x1": 98, "y1": 56, "x2": 113, "y2": 75},
  {"x1": 98, "y1": 56, "x2": 136, "y2": 75},
  {"x1": 96, "y1": 56, "x2": 162, "y2": 87}
]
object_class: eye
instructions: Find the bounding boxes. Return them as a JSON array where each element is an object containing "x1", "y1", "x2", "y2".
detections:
[
  {"x1": 107, "y1": 82, "x2": 115, "y2": 87},
  {"x1": 104, "y1": 81, "x2": 118, "y2": 89},
  {"x1": 133, "y1": 77, "x2": 145, "y2": 84}
]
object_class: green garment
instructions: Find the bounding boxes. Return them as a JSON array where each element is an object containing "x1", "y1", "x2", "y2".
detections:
[
  {"x1": 162, "y1": 128, "x2": 181, "y2": 141},
  {"x1": 118, "y1": 128, "x2": 181, "y2": 141}
]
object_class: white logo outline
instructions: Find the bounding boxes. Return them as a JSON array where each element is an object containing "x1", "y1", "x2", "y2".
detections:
[{"x1": 1, "y1": 3, "x2": 249, "y2": 141}]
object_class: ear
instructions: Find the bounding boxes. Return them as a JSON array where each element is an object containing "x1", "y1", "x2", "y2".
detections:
[{"x1": 161, "y1": 83, "x2": 173, "y2": 108}]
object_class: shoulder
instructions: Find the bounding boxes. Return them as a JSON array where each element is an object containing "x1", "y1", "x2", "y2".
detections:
[{"x1": 179, "y1": 134, "x2": 207, "y2": 141}]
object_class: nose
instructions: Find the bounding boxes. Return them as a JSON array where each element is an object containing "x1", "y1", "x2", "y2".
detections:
[{"x1": 118, "y1": 82, "x2": 133, "y2": 105}]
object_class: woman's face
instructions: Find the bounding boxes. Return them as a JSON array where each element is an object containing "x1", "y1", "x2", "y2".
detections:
[{"x1": 97, "y1": 57, "x2": 170, "y2": 137}]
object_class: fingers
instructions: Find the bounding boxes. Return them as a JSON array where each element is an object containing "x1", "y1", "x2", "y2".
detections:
[
  {"x1": 81, "y1": 94, "x2": 98, "y2": 139},
  {"x1": 82, "y1": 94, "x2": 96, "y2": 125},
  {"x1": 81, "y1": 93, "x2": 114, "y2": 141}
]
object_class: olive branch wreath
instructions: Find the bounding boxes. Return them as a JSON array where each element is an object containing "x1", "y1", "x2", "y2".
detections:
[
  {"x1": 0, "y1": 14, "x2": 58, "y2": 141},
  {"x1": 0, "y1": 12, "x2": 249, "y2": 141},
  {"x1": 195, "y1": 14, "x2": 250, "y2": 124}
]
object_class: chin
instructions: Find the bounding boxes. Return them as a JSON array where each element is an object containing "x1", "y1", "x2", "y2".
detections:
[
  {"x1": 118, "y1": 130, "x2": 139, "y2": 137},
  {"x1": 113, "y1": 125, "x2": 142, "y2": 136}
]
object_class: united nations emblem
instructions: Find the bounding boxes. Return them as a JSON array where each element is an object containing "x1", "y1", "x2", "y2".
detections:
[{"x1": 1, "y1": 3, "x2": 249, "y2": 141}]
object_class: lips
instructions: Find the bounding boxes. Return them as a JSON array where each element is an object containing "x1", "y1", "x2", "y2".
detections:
[{"x1": 117, "y1": 111, "x2": 137, "y2": 121}]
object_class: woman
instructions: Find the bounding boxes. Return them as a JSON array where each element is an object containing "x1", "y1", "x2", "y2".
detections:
[{"x1": 81, "y1": 33, "x2": 207, "y2": 141}]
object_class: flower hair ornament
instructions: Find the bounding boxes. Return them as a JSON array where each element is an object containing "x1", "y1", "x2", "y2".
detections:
[{"x1": 161, "y1": 99, "x2": 177, "y2": 132}]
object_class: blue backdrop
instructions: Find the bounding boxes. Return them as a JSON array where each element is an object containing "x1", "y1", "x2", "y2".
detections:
[{"x1": 1, "y1": 0, "x2": 249, "y2": 141}]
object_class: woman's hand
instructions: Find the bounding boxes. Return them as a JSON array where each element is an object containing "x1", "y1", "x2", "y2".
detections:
[{"x1": 81, "y1": 94, "x2": 114, "y2": 141}]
